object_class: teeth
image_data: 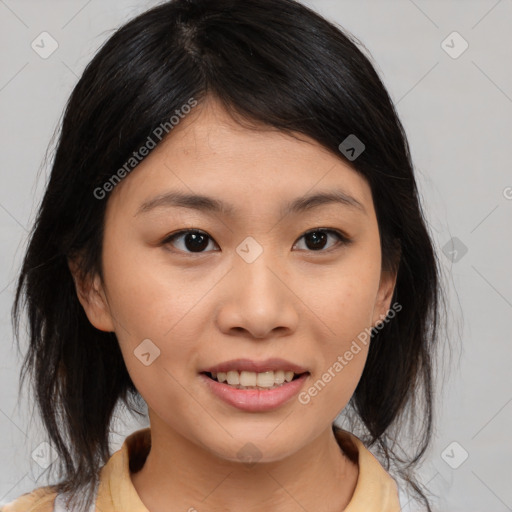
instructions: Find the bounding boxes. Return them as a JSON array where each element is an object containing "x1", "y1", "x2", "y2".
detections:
[
  {"x1": 211, "y1": 370, "x2": 298, "y2": 388},
  {"x1": 226, "y1": 371, "x2": 239, "y2": 385},
  {"x1": 240, "y1": 370, "x2": 257, "y2": 387}
]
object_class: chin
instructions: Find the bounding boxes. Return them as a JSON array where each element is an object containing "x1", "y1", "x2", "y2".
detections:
[{"x1": 202, "y1": 430, "x2": 303, "y2": 465}]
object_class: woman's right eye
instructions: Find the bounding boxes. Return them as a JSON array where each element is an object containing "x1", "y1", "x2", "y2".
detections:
[{"x1": 162, "y1": 230, "x2": 219, "y2": 254}]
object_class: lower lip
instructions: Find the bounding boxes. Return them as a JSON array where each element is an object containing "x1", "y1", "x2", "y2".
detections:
[{"x1": 200, "y1": 373, "x2": 309, "y2": 412}]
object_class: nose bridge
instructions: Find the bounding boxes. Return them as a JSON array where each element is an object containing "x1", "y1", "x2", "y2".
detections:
[
  {"x1": 215, "y1": 236, "x2": 298, "y2": 338},
  {"x1": 234, "y1": 236, "x2": 281, "y2": 304}
]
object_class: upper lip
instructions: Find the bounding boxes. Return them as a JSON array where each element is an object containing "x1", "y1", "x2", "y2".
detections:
[{"x1": 201, "y1": 358, "x2": 309, "y2": 374}]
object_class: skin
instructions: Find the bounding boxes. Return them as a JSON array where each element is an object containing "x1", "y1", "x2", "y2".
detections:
[{"x1": 71, "y1": 97, "x2": 397, "y2": 512}]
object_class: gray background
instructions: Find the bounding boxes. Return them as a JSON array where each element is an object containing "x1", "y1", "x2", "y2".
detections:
[{"x1": 1, "y1": 0, "x2": 511, "y2": 510}]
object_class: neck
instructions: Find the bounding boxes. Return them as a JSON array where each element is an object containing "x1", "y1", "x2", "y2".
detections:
[{"x1": 130, "y1": 415, "x2": 358, "y2": 512}]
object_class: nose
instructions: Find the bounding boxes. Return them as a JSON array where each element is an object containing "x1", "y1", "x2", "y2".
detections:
[{"x1": 215, "y1": 251, "x2": 300, "y2": 340}]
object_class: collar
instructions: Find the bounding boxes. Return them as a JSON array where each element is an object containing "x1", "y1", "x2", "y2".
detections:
[{"x1": 95, "y1": 427, "x2": 400, "y2": 512}]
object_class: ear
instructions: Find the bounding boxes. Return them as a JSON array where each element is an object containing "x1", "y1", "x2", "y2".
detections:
[
  {"x1": 371, "y1": 269, "x2": 398, "y2": 328},
  {"x1": 68, "y1": 257, "x2": 115, "y2": 332}
]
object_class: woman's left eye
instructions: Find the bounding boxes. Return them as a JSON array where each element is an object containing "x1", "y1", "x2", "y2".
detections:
[
  {"x1": 293, "y1": 228, "x2": 350, "y2": 252},
  {"x1": 162, "y1": 228, "x2": 350, "y2": 254}
]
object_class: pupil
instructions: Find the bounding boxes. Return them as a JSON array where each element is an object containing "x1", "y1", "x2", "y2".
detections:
[
  {"x1": 185, "y1": 232, "x2": 209, "y2": 252},
  {"x1": 305, "y1": 231, "x2": 327, "y2": 250}
]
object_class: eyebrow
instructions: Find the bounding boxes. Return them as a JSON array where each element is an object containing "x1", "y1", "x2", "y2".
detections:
[{"x1": 135, "y1": 188, "x2": 366, "y2": 217}]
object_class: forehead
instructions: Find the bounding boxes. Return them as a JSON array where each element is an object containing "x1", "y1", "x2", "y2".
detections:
[{"x1": 107, "y1": 98, "x2": 374, "y2": 219}]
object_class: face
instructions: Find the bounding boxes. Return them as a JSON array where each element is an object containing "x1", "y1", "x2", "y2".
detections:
[{"x1": 73, "y1": 98, "x2": 396, "y2": 463}]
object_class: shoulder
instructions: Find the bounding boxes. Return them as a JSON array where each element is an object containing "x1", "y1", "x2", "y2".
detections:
[
  {"x1": 333, "y1": 427, "x2": 401, "y2": 511},
  {"x1": 1, "y1": 486, "x2": 57, "y2": 512}
]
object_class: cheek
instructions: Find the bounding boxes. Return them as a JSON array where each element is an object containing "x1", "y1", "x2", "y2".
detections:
[
  {"x1": 99, "y1": 228, "x2": 212, "y2": 390},
  {"x1": 101, "y1": 225, "x2": 200, "y2": 335},
  {"x1": 103, "y1": 256, "x2": 205, "y2": 419},
  {"x1": 297, "y1": 275, "x2": 375, "y2": 419},
  {"x1": 304, "y1": 250, "x2": 382, "y2": 341},
  {"x1": 296, "y1": 249, "x2": 380, "y2": 411}
]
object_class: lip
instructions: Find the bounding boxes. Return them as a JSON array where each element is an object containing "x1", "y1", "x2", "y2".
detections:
[
  {"x1": 199, "y1": 372, "x2": 310, "y2": 412},
  {"x1": 200, "y1": 358, "x2": 308, "y2": 374}
]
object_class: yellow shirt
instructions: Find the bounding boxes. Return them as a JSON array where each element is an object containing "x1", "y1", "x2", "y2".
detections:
[{"x1": 1, "y1": 427, "x2": 400, "y2": 512}]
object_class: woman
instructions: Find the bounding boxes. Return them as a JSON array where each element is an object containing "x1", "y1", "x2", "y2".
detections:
[{"x1": 4, "y1": 0, "x2": 442, "y2": 510}]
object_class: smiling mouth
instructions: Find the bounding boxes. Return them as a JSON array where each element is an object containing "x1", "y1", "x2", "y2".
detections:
[{"x1": 202, "y1": 370, "x2": 308, "y2": 390}]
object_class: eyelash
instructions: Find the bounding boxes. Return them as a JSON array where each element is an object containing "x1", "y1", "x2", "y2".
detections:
[{"x1": 160, "y1": 228, "x2": 351, "y2": 255}]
